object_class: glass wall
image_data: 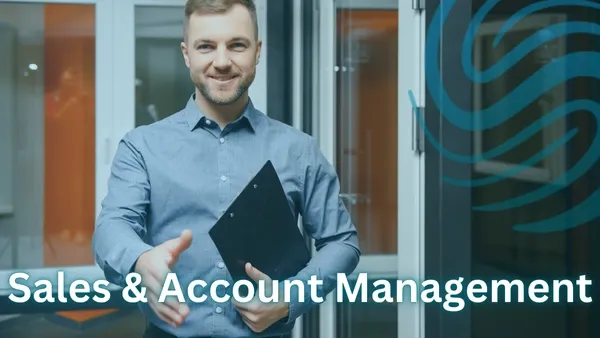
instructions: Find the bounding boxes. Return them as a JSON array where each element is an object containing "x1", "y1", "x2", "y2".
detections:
[
  {"x1": 134, "y1": 6, "x2": 192, "y2": 126},
  {"x1": 0, "y1": 1, "x2": 114, "y2": 334},
  {"x1": 0, "y1": 2, "x2": 96, "y2": 270},
  {"x1": 426, "y1": 1, "x2": 600, "y2": 338},
  {"x1": 470, "y1": 11, "x2": 570, "y2": 338}
]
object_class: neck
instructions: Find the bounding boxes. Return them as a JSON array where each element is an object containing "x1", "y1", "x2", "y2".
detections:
[{"x1": 194, "y1": 88, "x2": 249, "y2": 128}]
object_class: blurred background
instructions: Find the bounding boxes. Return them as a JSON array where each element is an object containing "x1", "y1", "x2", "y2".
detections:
[{"x1": 0, "y1": 0, "x2": 599, "y2": 337}]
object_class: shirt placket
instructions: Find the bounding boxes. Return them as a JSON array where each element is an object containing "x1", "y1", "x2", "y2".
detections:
[{"x1": 215, "y1": 127, "x2": 232, "y2": 336}]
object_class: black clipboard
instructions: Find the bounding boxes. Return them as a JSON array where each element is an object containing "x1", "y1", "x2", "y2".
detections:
[{"x1": 208, "y1": 160, "x2": 311, "y2": 284}]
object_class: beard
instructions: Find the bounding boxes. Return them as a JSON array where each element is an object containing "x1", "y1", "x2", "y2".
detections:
[{"x1": 193, "y1": 71, "x2": 255, "y2": 106}]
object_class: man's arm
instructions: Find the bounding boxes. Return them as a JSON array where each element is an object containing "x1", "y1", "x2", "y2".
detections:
[
  {"x1": 92, "y1": 132, "x2": 153, "y2": 287},
  {"x1": 283, "y1": 136, "x2": 362, "y2": 324}
]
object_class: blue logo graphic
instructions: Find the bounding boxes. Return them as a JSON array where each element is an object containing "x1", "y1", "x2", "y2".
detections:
[{"x1": 409, "y1": 0, "x2": 600, "y2": 233}]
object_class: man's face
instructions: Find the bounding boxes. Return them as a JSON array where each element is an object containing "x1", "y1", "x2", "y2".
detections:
[{"x1": 181, "y1": 4, "x2": 261, "y2": 105}]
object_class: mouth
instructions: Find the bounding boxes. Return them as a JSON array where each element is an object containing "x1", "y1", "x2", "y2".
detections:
[{"x1": 209, "y1": 75, "x2": 238, "y2": 84}]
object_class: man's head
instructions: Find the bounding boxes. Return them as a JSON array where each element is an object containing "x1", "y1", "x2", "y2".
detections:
[{"x1": 181, "y1": 0, "x2": 261, "y2": 106}]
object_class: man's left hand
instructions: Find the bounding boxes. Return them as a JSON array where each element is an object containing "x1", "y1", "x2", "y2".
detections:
[{"x1": 232, "y1": 263, "x2": 289, "y2": 333}]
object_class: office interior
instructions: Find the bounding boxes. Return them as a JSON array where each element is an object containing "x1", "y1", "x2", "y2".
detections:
[{"x1": 0, "y1": 0, "x2": 599, "y2": 337}]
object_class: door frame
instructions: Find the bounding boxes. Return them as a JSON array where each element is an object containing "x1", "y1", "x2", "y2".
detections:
[{"x1": 310, "y1": 0, "x2": 425, "y2": 337}]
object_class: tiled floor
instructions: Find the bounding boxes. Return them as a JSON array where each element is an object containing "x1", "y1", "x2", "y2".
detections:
[{"x1": 0, "y1": 309, "x2": 146, "y2": 338}]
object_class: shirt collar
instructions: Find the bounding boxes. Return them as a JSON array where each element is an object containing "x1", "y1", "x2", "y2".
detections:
[{"x1": 184, "y1": 93, "x2": 262, "y2": 132}]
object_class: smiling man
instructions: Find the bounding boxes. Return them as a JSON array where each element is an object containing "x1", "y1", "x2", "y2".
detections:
[{"x1": 92, "y1": 1, "x2": 361, "y2": 337}]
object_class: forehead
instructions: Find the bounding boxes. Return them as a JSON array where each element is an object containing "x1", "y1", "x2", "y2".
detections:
[{"x1": 186, "y1": 4, "x2": 255, "y2": 41}]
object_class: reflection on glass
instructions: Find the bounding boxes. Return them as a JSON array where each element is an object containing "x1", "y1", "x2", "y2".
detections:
[
  {"x1": 135, "y1": 6, "x2": 192, "y2": 126},
  {"x1": 336, "y1": 10, "x2": 398, "y2": 255},
  {"x1": 471, "y1": 14, "x2": 570, "y2": 277},
  {"x1": 474, "y1": 28, "x2": 566, "y2": 173},
  {"x1": 0, "y1": 3, "x2": 96, "y2": 269},
  {"x1": 470, "y1": 14, "x2": 570, "y2": 338},
  {"x1": 336, "y1": 277, "x2": 398, "y2": 338}
]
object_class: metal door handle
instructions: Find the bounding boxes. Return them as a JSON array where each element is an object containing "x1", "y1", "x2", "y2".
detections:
[{"x1": 339, "y1": 193, "x2": 370, "y2": 205}]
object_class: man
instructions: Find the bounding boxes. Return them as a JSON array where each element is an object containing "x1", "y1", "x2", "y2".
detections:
[{"x1": 92, "y1": 0, "x2": 361, "y2": 337}]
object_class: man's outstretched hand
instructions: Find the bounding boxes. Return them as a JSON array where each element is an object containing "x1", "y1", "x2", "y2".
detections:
[
  {"x1": 232, "y1": 263, "x2": 290, "y2": 333},
  {"x1": 134, "y1": 229, "x2": 193, "y2": 328}
]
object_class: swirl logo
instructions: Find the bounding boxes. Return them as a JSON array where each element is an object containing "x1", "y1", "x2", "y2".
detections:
[{"x1": 408, "y1": 0, "x2": 600, "y2": 233}]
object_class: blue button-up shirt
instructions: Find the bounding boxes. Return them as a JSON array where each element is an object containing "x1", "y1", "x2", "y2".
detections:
[{"x1": 92, "y1": 94, "x2": 361, "y2": 337}]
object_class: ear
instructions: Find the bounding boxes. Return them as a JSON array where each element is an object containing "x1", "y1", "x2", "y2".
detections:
[
  {"x1": 181, "y1": 41, "x2": 191, "y2": 68},
  {"x1": 255, "y1": 39, "x2": 262, "y2": 65}
]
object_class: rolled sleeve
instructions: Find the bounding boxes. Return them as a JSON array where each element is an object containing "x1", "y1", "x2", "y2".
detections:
[
  {"x1": 92, "y1": 131, "x2": 153, "y2": 287},
  {"x1": 283, "y1": 136, "x2": 361, "y2": 323}
]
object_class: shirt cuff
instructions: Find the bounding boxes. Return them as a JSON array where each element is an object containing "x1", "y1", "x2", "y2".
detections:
[
  {"x1": 282, "y1": 275, "x2": 324, "y2": 324},
  {"x1": 120, "y1": 241, "x2": 153, "y2": 284}
]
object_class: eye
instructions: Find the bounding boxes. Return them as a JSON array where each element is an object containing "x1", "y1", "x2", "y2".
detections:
[
  {"x1": 230, "y1": 42, "x2": 246, "y2": 51},
  {"x1": 197, "y1": 44, "x2": 212, "y2": 51}
]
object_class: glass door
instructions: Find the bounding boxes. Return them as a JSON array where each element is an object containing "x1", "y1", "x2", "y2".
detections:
[
  {"x1": 0, "y1": 0, "x2": 118, "y2": 315},
  {"x1": 315, "y1": 0, "x2": 424, "y2": 337}
]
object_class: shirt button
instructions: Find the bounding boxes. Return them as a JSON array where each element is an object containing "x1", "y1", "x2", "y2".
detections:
[
  {"x1": 215, "y1": 307, "x2": 222, "y2": 314},
  {"x1": 219, "y1": 138, "x2": 225, "y2": 144},
  {"x1": 220, "y1": 175, "x2": 227, "y2": 182},
  {"x1": 206, "y1": 120, "x2": 211, "y2": 125},
  {"x1": 217, "y1": 261, "x2": 225, "y2": 269}
]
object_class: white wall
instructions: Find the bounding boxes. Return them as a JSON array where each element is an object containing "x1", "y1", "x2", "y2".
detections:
[
  {"x1": 0, "y1": 3, "x2": 46, "y2": 270},
  {"x1": 0, "y1": 22, "x2": 16, "y2": 216}
]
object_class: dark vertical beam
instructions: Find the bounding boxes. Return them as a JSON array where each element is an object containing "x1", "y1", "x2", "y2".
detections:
[
  {"x1": 301, "y1": 0, "x2": 314, "y2": 136},
  {"x1": 575, "y1": 9, "x2": 600, "y2": 338},
  {"x1": 300, "y1": 1, "x2": 318, "y2": 337},
  {"x1": 590, "y1": 10, "x2": 600, "y2": 334},
  {"x1": 424, "y1": 0, "x2": 473, "y2": 338},
  {"x1": 266, "y1": 0, "x2": 293, "y2": 125}
]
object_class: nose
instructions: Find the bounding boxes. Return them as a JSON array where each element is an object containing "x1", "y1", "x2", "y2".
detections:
[{"x1": 213, "y1": 45, "x2": 231, "y2": 69}]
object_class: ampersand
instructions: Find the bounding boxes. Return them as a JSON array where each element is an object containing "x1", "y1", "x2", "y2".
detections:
[{"x1": 122, "y1": 273, "x2": 147, "y2": 303}]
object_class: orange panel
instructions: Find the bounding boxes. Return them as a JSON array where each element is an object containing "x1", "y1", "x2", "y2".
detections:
[
  {"x1": 43, "y1": 4, "x2": 96, "y2": 266},
  {"x1": 42, "y1": 3, "x2": 115, "y2": 324},
  {"x1": 336, "y1": 10, "x2": 399, "y2": 254},
  {"x1": 55, "y1": 309, "x2": 119, "y2": 323}
]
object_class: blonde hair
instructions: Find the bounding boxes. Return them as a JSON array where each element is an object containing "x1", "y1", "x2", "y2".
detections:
[{"x1": 183, "y1": 0, "x2": 259, "y2": 42}]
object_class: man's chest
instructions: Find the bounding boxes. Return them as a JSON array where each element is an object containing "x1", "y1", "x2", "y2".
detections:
[{"x1": 141, "y1": 131, "x2": 303, "y2": 227}]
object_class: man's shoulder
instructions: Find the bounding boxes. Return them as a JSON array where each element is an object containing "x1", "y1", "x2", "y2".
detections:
[
  {"x1": 123, "y1": 110, "x2": 187, "y2": 144},
  {"x1": 261, "y1": 114, "x2": 317, "y2": 148}
]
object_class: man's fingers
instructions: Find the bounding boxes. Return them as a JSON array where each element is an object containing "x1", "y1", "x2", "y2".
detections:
[
  {"x1": 240, "y1": 314, "x2": 264, "y2": 333},
  {"x1": 232, "y1": 298, "x2": 254, "y2": 312},
  {"x1": 162, "y1": 295, "x2": 190, "y2": 317},
  {"x1": 148, "y1": 294, "x2": 184, "y2": 327},
  {"x1": 144, "y1": 266, "x2": 174, "y2": 299},
  {"x1": 143, "y1": 273, "x2": 166, "y2": 296},
  {"x1": 234, "y1": 301, "x2": 269, "y2": 333},
  {"x1": 143, "y1": 273, "x2": 189, "y2": 319},
  {"x1": 236, "y1": 307, "x2": 259, "y2": 325},
  {"x1": 245, "y1": 263, "x2": 271, "y2": 283},
  {"x1": 163, "y1": 230, "x2": 193, "y2": 261},
  {"x1": 148, "y1": 300, "x2": 173, "y2": 326},
  {"x1": 236, "y1": 308, "x2": 253, "y2": 323},
  {"x1": 240, "y1": 316, "x2": 259, "y2": 332}
]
